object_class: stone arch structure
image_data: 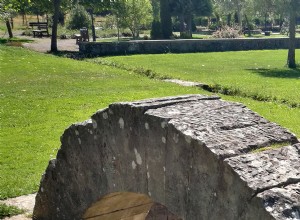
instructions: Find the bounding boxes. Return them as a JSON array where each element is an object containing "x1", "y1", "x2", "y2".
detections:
[{"x1": 33, "y1": 95, "x2": 300, "y2": 220}]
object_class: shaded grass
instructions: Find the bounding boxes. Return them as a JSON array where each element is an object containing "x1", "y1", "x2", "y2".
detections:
[
  {"x1": 0, "y1": 45, "x2": 206, "y2": 199},
  {"x1": 0, "y1": 37, "x2": 33, "y2": 45}
]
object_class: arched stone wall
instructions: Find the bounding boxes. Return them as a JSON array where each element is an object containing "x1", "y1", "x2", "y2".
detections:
[{"x1": 33, "y1": 95, "x2": 300, "y2": 220}]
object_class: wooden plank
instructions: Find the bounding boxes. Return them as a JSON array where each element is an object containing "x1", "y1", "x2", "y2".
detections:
[{"x1": 83, "y1": 192, "x2": 153, "y2": 219}]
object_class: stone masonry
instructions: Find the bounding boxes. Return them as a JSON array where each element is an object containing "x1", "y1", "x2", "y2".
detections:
[{"x1": 33, "y1": 95, "x2": 300, "y2": 220}]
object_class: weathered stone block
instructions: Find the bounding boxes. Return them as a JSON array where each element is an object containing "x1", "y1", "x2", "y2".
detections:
[{"x1": 33, "y1": 95, "x2": 299, "y2": 220}]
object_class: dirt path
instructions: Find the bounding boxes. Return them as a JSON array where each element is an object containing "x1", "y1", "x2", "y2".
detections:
[
  {"x1": 21, "y1": 37, "x2": 79, "y2": 53},
  {"x1": 0, "y1": 194, "x2": 36, "y2": 219}
]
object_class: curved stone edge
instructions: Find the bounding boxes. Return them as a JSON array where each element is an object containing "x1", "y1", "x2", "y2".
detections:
[
  {"x1": 33, "y1": 95, "x2": 299, "y2": 220},
  {"x1": 225, "y1": 144, "x2": 300, "y2": 220}
]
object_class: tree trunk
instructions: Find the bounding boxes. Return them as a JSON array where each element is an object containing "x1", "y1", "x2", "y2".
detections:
[
  {"x1": 244, "y1": 14, "x2": 251, "y2": 37},
  {"x1": 6, "y1": 20, "x2": 13, "y2": 38},
  {"x1": 287, "y1": 3, "x2": 296, "y2": 68},
  {"x1": 160, "y1": 0, "x2": 172, "y2": 39},
  {"x1": 264, "y1": 13, "x2": 267, "y2": 31},
  {"x1": 227, "y1": 13, "x2": 232, "y2": 26},
  {"x1": 10, "y1": 17, "x2": 14, "y2": 29},
  {"x1": 179, "y1": 14, "x2": 185, "y2": 37},
  {"x1": 51, "y1": 0, "x2": 61, "y2": 52},
  {"x1": 186, "y1": 14, "x2": 192, "y2": 38}
]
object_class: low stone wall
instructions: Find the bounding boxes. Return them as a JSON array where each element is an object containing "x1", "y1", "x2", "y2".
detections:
[
  {"x1": 79, "y1": 38, "x2": 300, "y2": 56},
  {"x1": 33, "y1": 95, "x2": 300, "y2": 220}
]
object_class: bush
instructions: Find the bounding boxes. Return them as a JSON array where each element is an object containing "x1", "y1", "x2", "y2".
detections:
[
  {"x1": 212, "y1": 26, "x2": 241, "y2": 38},
  {"x1": 67, "y1": 5, "x2": 90, "y2": 30}
]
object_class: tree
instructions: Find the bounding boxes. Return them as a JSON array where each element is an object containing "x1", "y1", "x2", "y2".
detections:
[
  {"x1": 113, "y1": 0, "x2": 153, "y2": 39},
  {"x1": 287, "y1": 0, "x2": 299, "y2": 68},
  {"x1": 0, "y1": 0, "x2": 26, "y2": 38},
  {"x1": 160, "y1": 0, "x2": 172, "y2": 39},
  {"x1": 212, "y1": 0, "x2": 250, "y2": 28},
  {"x1": 51, "y1": 0, "x2": 61, "y2": 52},
  {"x1": 170, "y1": 0, "x2": 212, "y2": 38},
  {"x1": 150, "y1": 0, "x2": 162, "y2": 39}
]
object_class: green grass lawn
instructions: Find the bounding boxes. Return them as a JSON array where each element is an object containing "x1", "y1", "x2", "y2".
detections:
[
  {"x1": 98, "y1": 50, "x2": 300, "y2": 107},
  {"x1": 1, "y1": 45, "x2": 300, "y2": 202},
  {"x1": 0, "y1": 45, "x2": 204, "y2": 199}
]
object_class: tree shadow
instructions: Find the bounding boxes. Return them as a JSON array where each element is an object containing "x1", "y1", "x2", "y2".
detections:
[
  {"x1": 247, "y1": 68, "x2": 300, "y2": 79},
  {"x1": 49, "y1": 50, "x2": 93, "y2": 60}
]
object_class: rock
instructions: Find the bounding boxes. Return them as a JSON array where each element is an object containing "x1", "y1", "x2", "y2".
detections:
[{"x1": 33, "y1": 95, "x2": 299, "y2": 220}]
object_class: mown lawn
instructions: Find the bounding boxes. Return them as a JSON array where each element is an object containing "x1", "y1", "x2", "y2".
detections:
[
  {"x1": 98, "y1": 50, "x2": 300, "y2": 107},
  {"x1": 1, "y1": 45, "x2": 300, "y2": 202},
  {"x1": 0, "y1": 45, "x2": 204, "y2": 199}
]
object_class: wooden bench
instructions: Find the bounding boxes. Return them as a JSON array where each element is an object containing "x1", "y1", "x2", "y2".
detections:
[
  {"x1": 29, "y1": 22, "x2": 49, "y2": 38},
  {"x1": 75, "y1": 28, "x2": 89, "y2": 44}
]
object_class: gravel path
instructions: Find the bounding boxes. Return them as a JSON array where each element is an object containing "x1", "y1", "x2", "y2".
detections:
[{"x1": 22, "y1": 37, "x2": 79, "y2": 53}]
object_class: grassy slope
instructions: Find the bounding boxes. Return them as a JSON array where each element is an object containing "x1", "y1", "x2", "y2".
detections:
[
  {"x1": 0, "y1": 46, "x2": 204, "y2": 199},
  {"x1": 101, "y1": 50, "x2": 300, "y2": 106}
]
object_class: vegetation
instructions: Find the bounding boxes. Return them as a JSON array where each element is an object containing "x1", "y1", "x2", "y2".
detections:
[
  {"x1": 67, "y1": 4, "x2": 91, "y2": 30},
  {"x1": 99, "y1": 51, "x2": 300, "y2": 107},
  {"x1": 1, "y1": 0, "x2": 300, "y2": 205},
  {"x1": 250, "y1": 142, "x2": 291, "y2": 153},
  {"x1": 114, "y1": 0, "x2": 153, "y2": 39},
  {"x1": 0, "y1": 204, "x2": 24, "y2": 218},
  {"x1": 0, "y1": 45, "x2": 204, "y2": 199}
]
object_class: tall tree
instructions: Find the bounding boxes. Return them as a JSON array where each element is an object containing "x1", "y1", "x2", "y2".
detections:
[
  {"x1": 287, "y1": 0, "x2": 298, "y2": 68},
  {"x1": 0, "y1": 0, "x2": 29, "y2": 38},
  {"x1": 51, "y1": 0, "x2": 61, "y2": 52},
  {"x1": 170, "y1": 0, "x2": 212, "y2": 38},
  {"x1": 113, "y1": 0, "x2": 152, "y2": 39},
  {"x1": 160, "y1": 0, "x2": 172, "y2": 39}
]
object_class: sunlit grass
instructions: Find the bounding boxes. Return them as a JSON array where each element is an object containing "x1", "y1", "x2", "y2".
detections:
[
  {"x1": 0, "y1": 45, "x2": 205, "y2": 199},
  {"x1": 99, "y1": 50, "x2": 300, "y2": 107}
]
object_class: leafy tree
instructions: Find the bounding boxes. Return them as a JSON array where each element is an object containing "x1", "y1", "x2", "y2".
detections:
[
  {"x1": 0, "y1": 0, "x2": 27, "y2": 38},
  {"x1": 170, "y1": 0, "x2": 212, "y2": 38},
  {"x1": 113, "y1": 0, "x2": 153, "y2": 39},
  {"x1": 67, "y1": 4, "x2": 90, "y2": 29},
  {"x1": 150, "y1": 0, "x2": 162, "y2": 39},
  {"x1": 212, "y1": 0, "x2": 250, "y2": 28}
]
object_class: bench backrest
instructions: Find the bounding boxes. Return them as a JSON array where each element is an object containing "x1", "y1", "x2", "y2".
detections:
[{"x1": 29, "y1": 22, "x2": 48, "y2": 30}]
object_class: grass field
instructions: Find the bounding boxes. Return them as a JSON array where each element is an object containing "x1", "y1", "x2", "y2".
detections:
[
  {"x1": 98, "y1": 50, "x2": 300, "y2": 107},
  {"x1": 0, "y1": 45, "x2": 205, "y2": 199},
  {"x1": 0, "y1": 44, "x2": 300, "y2": 203}
]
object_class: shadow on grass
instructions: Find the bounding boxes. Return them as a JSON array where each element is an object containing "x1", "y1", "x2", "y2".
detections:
[
  {"x1": 0, "y1": 37, "x2": 33, "y2": 45},
  {"x1": 50, "y1": 50, "x2": 100, "y2": 60},
  {"x1": 247, "y1": 68, "x2": 300, "y2": 79}
]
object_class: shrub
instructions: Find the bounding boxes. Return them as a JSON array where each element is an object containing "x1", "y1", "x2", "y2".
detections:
[
  {"x1": 212, "y1": 26, "x2": 241, "y2": 38},
  {"x1": 67, "y1": 5, "x2": 91, "y2": 30}
]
